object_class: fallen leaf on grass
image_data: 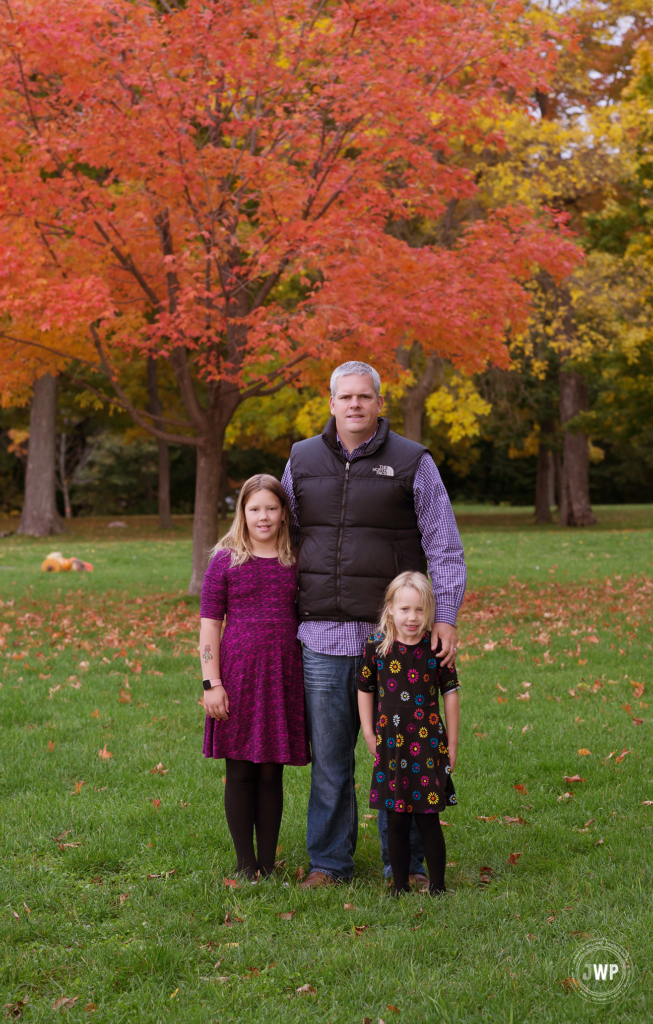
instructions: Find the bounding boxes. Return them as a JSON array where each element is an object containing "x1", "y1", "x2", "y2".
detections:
[
  {"x1": 496, "y1": 683, "x2": 507, "y2": 692},
  {"x1": 93, "y1": 786, "x2": 107, "y2": 792},
  {"x1": 592, "y1": 680, "x2": 603, "y2": 693},
  {"x1": 22, "y1": 903, "x2": 30, "y2": 915},
  {"x1": 547, "y1": 915, "x2": 556, "y2": 924},
  {"x1": 387, "y1": 1007, "x2": 400, "y2": 1015},
  {"x1": 295, "y1": 984, "x2": 316, "y2": 996},
  {"x1": 276, "y1": 911, "x2": 296, "y2": 920},
  {"x1": 632, "y1": 717, "x2": 644, "y2": 725},
  {"x1": 48, "y1": 685, "x2": 61, "y2": 699},
  {"x1": 3, "y1": 997, "x2": 28, "y2": 1018},
  {"x1": 180, "y1": 800, "x2": 189, "y2": 809},
  {"x1": 223, "y1": 879, "x2": 239, "y2": 888},
  {"x1": 72, "y1": 781, "x2": 85, "y2": 795},
  {"x1": 150, "y1": 763, "x2": 169, "y2": 775},
  {"x1": 642, "y1": 800, "x2": 653, "y2": 806},
  {"x1": 521, "y1": 724, "x2": 532, "y2": 735},
  {"x1": 479, "y1": 866, "x2": 493, "y2": 884},
  {"x1": 614, "y1": 747, "x2": 633, "y2": 764},
  {"x1": 513, "y1": 784, "x2": 528, "y2": 794},
  {"x1": 564, "y1": 775, "x2": 585, "y2": 784},
  {"x1": 343, "y1": 903, "x2": 357, "y2": 911},
  {"x1": 354, "y1": 925, "x2": 369, "y2": 936},
  {"x1": 274, "y1": 859, "x2": 286, "y2": 870},
  {"x1": 631, "y1": 682, "x2": 645, "y2": 699},
  {"x1": 561, "y1": 978, "x2": 578, "y2": 991},
  {"x1": 53, "y1": 996, "x2": 79, "y2": 1011},
  {"x1": 48, "y1": 740, "x2": 55, "y2": 752},
  {"x1": 152, "y1": 799, "x2": 161, "y2": 812},
  {"x1": 118, "y1": 893, "x2": 129, "y2": 904},
  {"x1": 557, "y1": 792, "x2": 573, "y2": 802},
  {"x1": 439, "y1": 819, "x2": 451, "y2": 826},
  {"x1": 11, "y1": 911, "x2": 19, "y2": 920},
  {"x1": 504, "y1": 816, "x2": 527, "y2": 825},
  {"x1": 474, "y1": 732, "x2": 487, "y2": 739},
  {"x1": 507, "y1": 852, "x2": 522, "y2": 865},
  {"x1": 526, "y1": 933, "x2": 537, "y2": 941},
  {"x1": 91, "y1": 710, "x2": 99, "y2": 718},
  {"x1": 577, "y1": 749, "x2": 591, "y2": 756},
  {"x1": 363, "y1": 814, "x2": 376, "y2": 820},
  {"x1": 497, "y1": 696, "x2": 508, "y2": 704},
  {"x1": 54, "y1": 829, "x2": 71, "y2": 841},
  {"x1": 84, "y1": 1004, "x2": 96, "y2": 1013},
  {"x1": 569, "y1": 689, "x2": 578, "y2": 698},
  {"x1": 570, "y1": 931, "x2": 589, "y2": 939},
  {"x1": 621, "y1": 702, "x2": 633, "y2": 715},
  {"x1": 595, "y1": 838, "x2": 604, "y2": 846},
  {"x1": 224, "y1": 911, "x2": 243, "y2": 927},
  {"x1": 98, "y1": 745, "x2": 113, "y2": 761},
  {"x1": 118, "y1": 689, "x2": 131, "y2": 704},
  {"x1": 294, "y1": 866, "x2": 305, "y2": 880},
  {"x1": 57, "y1": 842, "x2": 82, "y2": 850},
  {"x1": 516, "y1": 692, "x2": 530, "y2": 701},
  {"x1": 477, "y1": 815, "x2": 497, "y2": 822}
]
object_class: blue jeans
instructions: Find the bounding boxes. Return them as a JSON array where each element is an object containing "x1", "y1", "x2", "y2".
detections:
[
  {"x1": 376, "y1": 808, "x2": 426, "y2": 880},
  {"x1": 302, "y1": 645, "x2": 425, "y2": 881},
  {"x1": 303, "y1": 646, "x2": 361, "y2": 880}
]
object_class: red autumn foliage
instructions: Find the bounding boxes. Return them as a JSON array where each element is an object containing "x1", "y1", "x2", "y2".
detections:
[{"x1": 0, "y1": 0, "x2": 579, "y2": 589}]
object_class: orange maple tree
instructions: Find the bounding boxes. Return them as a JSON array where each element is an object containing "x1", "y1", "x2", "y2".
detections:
[{"x1": 0, "y1": 0, "x2": 579, "y2": 590}]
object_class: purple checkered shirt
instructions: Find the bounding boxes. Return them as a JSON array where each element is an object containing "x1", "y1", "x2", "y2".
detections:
[{"x1": 281, "y1": 428, "x2": 467, "y2": 656}]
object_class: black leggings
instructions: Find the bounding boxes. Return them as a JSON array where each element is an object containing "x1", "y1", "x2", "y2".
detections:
[
  {"x1": 223, "y1": 758, "x2": 284, "y2": 879},
  {"x1": 386, "y1": 810, "x2": 446, "y2": 895}
]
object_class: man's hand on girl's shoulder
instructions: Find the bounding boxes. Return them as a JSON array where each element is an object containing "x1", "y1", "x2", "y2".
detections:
[{"x1": 431, "y1": 622, "x2": 457, "y2": 668}]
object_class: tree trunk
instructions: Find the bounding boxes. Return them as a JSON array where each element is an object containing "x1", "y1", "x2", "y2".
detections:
[
  {"x1": 398, "y1": 347, "x2": 442, "y2": 443},
  {"x1": 147, "y1": 356, "x2": 174, "y2": 529},
  {"x1": 558, "y1": 370, "x2": 596, "y2": 527},
  {"x1": 534, "y1": 444, "x2": 552, "y2": 523},
  {"x1": 548, "y1": 452, "x2": 556, "y2": 509},
  {"x1": 534, "y1": 420, "x2": 555, "y2": 524},
  {"x1": 188, "y1": 434, "x2": 223, "y2": 595},
  {"x1": 59, "y1": 432, "x2": 72, "y2": 518},
  {"x1": 17, "y1": 373, "x2": 64, "y2": 536}
]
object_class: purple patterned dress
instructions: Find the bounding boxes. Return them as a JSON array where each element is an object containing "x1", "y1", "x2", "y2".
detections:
[{"x1": 201, "y1": 550, "x2": 310, "y2": 766}]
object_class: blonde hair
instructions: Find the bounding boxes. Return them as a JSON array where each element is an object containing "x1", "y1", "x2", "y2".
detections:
[
  {"x1": 376, "y1": 571, "x2": 435, "y2": 657},
  {"x1": 211, "y1": 474, "x2": 295, "y2": 567}
]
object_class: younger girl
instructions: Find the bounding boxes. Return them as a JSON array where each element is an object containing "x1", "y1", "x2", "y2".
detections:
[
  {"x1": 200, "y1": 474, "x2": 310, "y2": 880},
  {"x1": 358, "y1": 571, "x2": 460, "y2": 896}
]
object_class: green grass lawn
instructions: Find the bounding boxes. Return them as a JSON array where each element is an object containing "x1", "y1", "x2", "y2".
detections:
[{"x1": 1, "y1": 508, "x2": 652, "y2": 1022}]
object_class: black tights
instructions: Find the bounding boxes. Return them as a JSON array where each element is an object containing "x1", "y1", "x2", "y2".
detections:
[
  {"x1": 224, "y1": 758, "x2": 284, "y2": 879},
  {"x1": 386, "y1": 810, "x2": 446, "y2": 896}
]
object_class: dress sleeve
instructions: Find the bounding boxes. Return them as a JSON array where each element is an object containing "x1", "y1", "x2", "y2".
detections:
[
  {"x1": 434, "y1": 639, "x2": 460, "y2": 695},
  {"x1": 200, "y1": 550, "x2": 230, "y2": 620},
  {"x1": 357, "y1": 637, "x2": 378, "y2": 693}
]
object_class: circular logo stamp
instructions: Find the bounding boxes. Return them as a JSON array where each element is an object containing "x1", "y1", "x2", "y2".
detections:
[{"x1": 569, "y1": 939, "x2": 633, "y2": 1004}]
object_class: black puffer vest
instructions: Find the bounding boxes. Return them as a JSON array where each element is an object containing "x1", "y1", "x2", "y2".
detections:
[{"x1": 290, "y1": 416, "x2": 430, "y2": 623}]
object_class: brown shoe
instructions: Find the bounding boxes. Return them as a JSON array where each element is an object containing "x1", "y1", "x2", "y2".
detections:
[
  {"x1": 409, "y1": 873, "x2": 428, "y2": 887},
  {"x1": 299, "y1": 871, "x2": 336, "y2": 890}
]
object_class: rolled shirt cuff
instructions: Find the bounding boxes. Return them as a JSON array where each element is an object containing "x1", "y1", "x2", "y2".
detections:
[{"x1": 434, "y1": 606, "x2": 458, "y2": 627}]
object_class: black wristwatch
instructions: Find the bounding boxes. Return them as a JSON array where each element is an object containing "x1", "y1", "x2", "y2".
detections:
[{"x1": 202, "y1": 678, "x2": 222, "y2": 690}]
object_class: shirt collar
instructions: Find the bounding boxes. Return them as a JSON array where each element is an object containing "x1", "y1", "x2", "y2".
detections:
[{"x1": 336, "y1": 426, "x2": 379, "y2": 460}]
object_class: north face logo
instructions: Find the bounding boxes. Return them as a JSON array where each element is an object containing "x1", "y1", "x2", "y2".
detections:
[{"x1": 371, "y1": 465, "x2": 394, "y2": 477}]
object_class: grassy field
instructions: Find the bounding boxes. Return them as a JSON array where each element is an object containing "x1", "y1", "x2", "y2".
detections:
[{"x1": 1, "y1": 507, "x2": 652, "y2": 1022}]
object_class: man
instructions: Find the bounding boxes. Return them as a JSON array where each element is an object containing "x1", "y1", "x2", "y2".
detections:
[{"x1": 281, "y1": 360, "x2": 466, "y2": 888}]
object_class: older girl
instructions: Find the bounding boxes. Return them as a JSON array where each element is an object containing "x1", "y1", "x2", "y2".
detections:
[
  {"x1": 200, "y1": 474, "x2": 310, "y2": 880},
  {"x1": 358, "y1": 571, "x2": 460, "y2": 896}
]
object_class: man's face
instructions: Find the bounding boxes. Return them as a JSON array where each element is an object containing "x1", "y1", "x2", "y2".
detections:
[{"x1": 329, "y1": 373, "x2": 384, "y2": 440}]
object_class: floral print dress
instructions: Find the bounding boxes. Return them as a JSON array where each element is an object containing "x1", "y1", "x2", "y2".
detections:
[{"x1": 357, "y1": 632, "x2": 459, "y2": 814}]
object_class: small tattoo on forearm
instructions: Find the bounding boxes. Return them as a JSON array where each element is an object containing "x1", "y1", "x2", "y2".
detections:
[{"x1": 202, "y1": 645, "x2": 213, "y2": 663}]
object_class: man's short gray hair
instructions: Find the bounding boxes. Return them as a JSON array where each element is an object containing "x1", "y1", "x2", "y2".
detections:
[{"x1": 330, "y1": 361, "x2": 381, "y2": 398}]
